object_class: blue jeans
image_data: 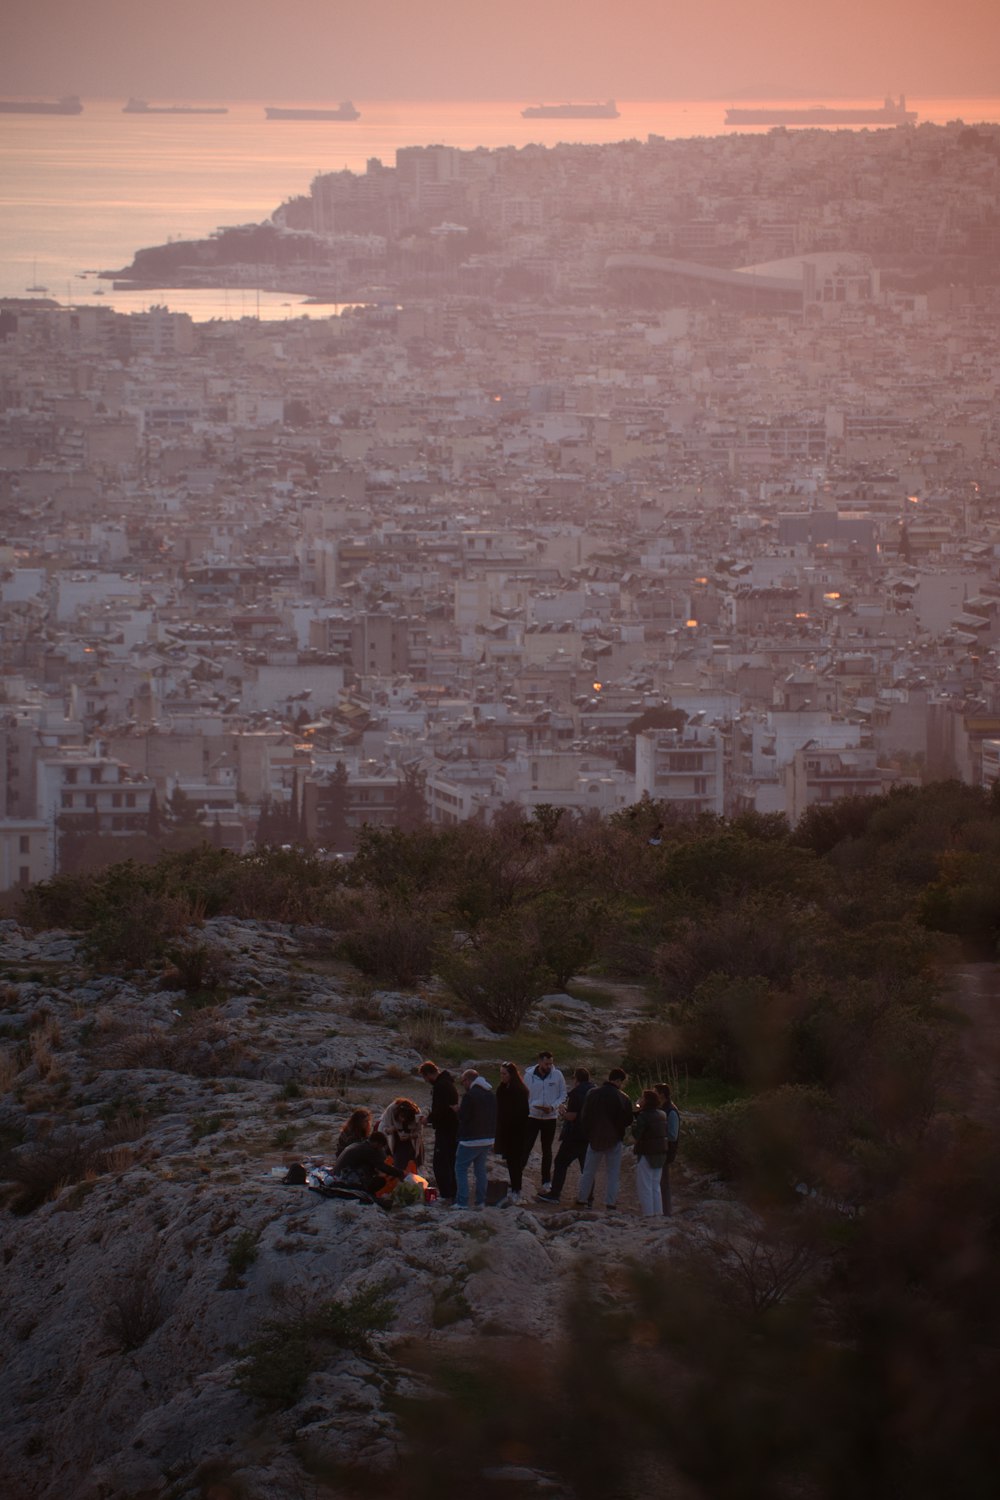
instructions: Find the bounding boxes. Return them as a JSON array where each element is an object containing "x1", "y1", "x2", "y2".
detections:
[
  {"x1": 454, "y1": 1141, "x2": 490, "y2": 1208},
  {"x1": 577, "y1": 1142, "x2": 624, "y2": 1207}
]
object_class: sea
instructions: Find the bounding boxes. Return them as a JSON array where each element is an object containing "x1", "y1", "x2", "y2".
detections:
[{"x1": 2, "y1": 96, "x2": 998, "y2": 322}]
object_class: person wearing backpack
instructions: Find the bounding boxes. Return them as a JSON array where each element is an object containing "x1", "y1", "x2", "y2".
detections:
[{"x1": 654, "y1": 1082, "x2": 681, "y2": 1215}]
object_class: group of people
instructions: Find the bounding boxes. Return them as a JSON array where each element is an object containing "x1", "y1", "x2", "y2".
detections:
[{"x1": 322, "y1": 1053, "x2": 680, "y2": 1217}]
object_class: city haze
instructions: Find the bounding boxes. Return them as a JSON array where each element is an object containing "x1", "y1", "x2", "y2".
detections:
[{"x1": 3, "y1": 0, "x2": 998, "y2": 101}]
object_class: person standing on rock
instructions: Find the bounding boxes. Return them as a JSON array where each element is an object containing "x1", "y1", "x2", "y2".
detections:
[
  {"x1": 522, "y1": 1050, "x2": 567, "y2": 1192},
  {"x1": 418, "y1": 1060, "x2": 459, "y2": 1201},
  {"x1": 654, "y1": 1081, "x2": 681, "y2": 1216},
  {"x1": 537, "y1": 1066, "x2": 595, "y2": 1204},
  {"x1": 574, "y1": 1067, "x2": 633, "y2": 1211},
  {"x1": 494, "y1": 1061, "x2": 530, "y2": 1205},
  {"x1": 631, "y1": 1088, "x2": 669, "y2": 1217},
  {"x1": 453, "y1": 1068, "x2": 497, "y2": 1211}
]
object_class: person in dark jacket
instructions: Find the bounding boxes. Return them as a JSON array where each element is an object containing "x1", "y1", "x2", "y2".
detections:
[
  {"x1": 332, "y1": 1131, "x2": 405, "y2": 1197},
  {"x1": 654, "y1": 1081, "x2": 681, "y2": 1215},
  {"x1": 494, "y1": 1061, "x2": 530, "y2": 1205},
  {"x1": 575, "y1": 1068, "x2": 633, "y2": 1210},
  {"x1": 631, "y1": 1088, "x2": 669, "y2": 1216},
  {"x1": 453, "y1": 1068, "x2": 497, "y2": 1210},
  {"x1": 419, "y1": 1059, "x2": 459, "y2": 1200},
  {"x1": 537, "y1": 1067, "x2": 594, "y2": 1203}
]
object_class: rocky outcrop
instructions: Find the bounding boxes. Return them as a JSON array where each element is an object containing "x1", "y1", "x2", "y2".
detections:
[{"x1": 0, "y1": 916, "x2": 703, "y2": 1499}]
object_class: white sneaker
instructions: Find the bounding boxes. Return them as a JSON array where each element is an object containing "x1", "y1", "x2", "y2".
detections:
[
  {"x1": 508, "y1": 1190, "x2": 521, "y2": 1204},
  {"x1": 541, "y1": 1182, "x2": 552, "y2": 1192}
]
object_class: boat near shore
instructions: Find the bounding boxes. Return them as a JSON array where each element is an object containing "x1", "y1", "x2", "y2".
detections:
[
  {"x1": 0, "y1": 95, "x2": 83, "y2": 115},
  {"x1": 265, "y1": 101, "x2": 360, "y2": 121},
  {"x1": 522, "y1": 100, "x2": 619, "y2": 119},
  {"x1": 725, "y1": 95, "x2": 917, "y2": 127},
  {"x1": 123, "y1": 99, "x2": 228, "y2": 115}
]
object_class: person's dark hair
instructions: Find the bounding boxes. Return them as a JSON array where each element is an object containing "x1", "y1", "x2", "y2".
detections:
[
  {"x1": 369, "y1": 1130, "x2": 389, "y2": 1149},
  {"x1": 654, "y1": 1082, "x2": 672, "y2": 1105},
  {"x1": 638, "y1": 1088, "x2": 661, "y2": 1111},
  {"x1": 537, "y1": 1050, "x2": 554, "y2": 1061},
  {"x1": 608, "y1": 1067, "x2": 627, "y2": 1084},
  {"x1": 574, "y1": 1066, "x2": 591, "y2": 1084},
  {"x1": 418, "y1": 1061, "x2": 439, "y2": 1079},
  {"x1": 501, "y1": 1060, "x2": 528, "y2": 1093},
  {"x1": 390, "y1": 1097, "x2": 419, "y2": 1126},
  {"x1": 341, "y1": 1107, "x2": 372, "y2": 1140}
]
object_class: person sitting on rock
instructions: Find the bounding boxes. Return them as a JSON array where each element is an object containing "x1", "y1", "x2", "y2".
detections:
[
  {"x1": 332, "y1": 1130, "x2": 406, "y2": 1198},
  {"x1": 377, "y1": 1097, "x2": 425, "y2": 1170},
  {"x1": 335, "y1": 1106, "x2": 373, "y2": 1158}
]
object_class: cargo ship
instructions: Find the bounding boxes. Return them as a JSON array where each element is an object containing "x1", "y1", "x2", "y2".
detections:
[
  {"x1": 725, "y1": 95, "x2": 917, "y2": 127},
  {"x1": 522, "y1": 99, "x2": 619, "y2": 119},
  {"x1": 0, "y1": 95, "x2": 83, "y2": 115},
  {"x1": 124, "y1": 98, "x2": 228, "y2": 114},
  {"x1": 265, "y1": 101, "x2": 360, "y2": 120}
]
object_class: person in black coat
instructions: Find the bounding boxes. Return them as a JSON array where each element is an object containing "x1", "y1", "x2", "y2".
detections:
[
  {"x1": 537, "y1": 1067, "x2": 595, "y2": 1203},
  {"x1": 494, "y1": 1061, "x2": 530, "y2": 1205},
  {"x1": 418, "y1": 1059, "x2": 459, "y2": 1200}
]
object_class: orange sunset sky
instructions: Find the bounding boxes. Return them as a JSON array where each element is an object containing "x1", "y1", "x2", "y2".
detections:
[{"x1": 3, "y1": 0, "x2": 998, "y2": 102}]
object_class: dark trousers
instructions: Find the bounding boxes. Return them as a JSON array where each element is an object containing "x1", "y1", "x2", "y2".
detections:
[
  {"x1": 661, "y1": 1162, "x2": 672, "y2": 1216},
  {"x1": 548, "y1": 1137, "x2": 587, "y2": 1201},
  {"x1": 432, "y1": 1125, "x2": 458, "y2": 1199},
  {"x1": 521, "y1": 1117, "x2": 558, "y2": 1183}
]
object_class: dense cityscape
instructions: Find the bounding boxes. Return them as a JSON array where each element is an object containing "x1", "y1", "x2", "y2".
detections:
[{"x1": 3, "y1": 120, "x2": 999, "y2": 887}]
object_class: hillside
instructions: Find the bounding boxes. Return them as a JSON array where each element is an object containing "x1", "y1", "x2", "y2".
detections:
[{"x1": 0, "y1": 914, "x2": 717, "y2": 1499}]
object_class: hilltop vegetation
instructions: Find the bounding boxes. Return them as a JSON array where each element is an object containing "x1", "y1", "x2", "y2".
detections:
[{"x1": 1, "y1": 782, "x2": 999, "y2": 1498}]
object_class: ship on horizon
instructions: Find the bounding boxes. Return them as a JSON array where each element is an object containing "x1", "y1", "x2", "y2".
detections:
[
  {"x1": 123, "y1": 98, "x2": 228, "y2": 115},
  {"x1": 522, "y1": 99, "x2": 620, "y2": 119},
  {"x1": 725, "y1": 94, "x2": 917, "y2": 127},
  {"x1": 0, "y1": 95, "x2": 83, "y2": 115},
  {"x1": 265, "y1": 101, "x2": 360, "y2": 121}
]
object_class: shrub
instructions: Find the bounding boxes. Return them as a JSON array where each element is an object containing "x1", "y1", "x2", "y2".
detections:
[
  {"x1": 335, "y1": 890, "x2": 444, "y2": 987},
  {"x1": 233, "y1": 1282, "x2": 395, "y2": 1408},
  {"x1": 162, "y1": 940, "x2": 233, "y2": 995},
  {"x1": 686, "y1": 1085, "x2": 842, "y2": 1201},
  {"x1": 437, "y1": 921, "x2": 549, "y2": 1033},
  {"x1": 1, "y1": 1125, "x2": 124, "y2": 1214},
  {"x1": 679, "y1": 973, "x2": 801, "y2": 1087},
  {"x1": 102, "y1": 1258, "x2": 165, "y2": 1351},
  {"x1": 219, "y1": 1228, "x2": 259, "y2": 1289}
]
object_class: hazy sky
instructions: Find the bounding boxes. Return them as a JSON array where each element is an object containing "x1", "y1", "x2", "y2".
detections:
[{"x1": 4, "y1": 0, "x2": 997, "y2": 101}]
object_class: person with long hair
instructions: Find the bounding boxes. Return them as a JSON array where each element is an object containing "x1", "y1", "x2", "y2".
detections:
[
  {"x1": 377, "y1": 1096, "x2": 425, "y2": 1170},
  {"x1": 335, "y1": 1106, "x2": 372, "y2": 1158},
  {"x1": 631, "y1": 1087, "x2": 669, "y2": 1217},
  {"x1": 494, "y1": 1060, "x2": 530, "y2": 1205},
  {"x1": 654, "y1": 1081, "x2": 680, "y2": 1215}
]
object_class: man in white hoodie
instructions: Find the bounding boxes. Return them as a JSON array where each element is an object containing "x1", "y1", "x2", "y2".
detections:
[{"x1": 521, "y1": 1051, "x2": 567, "y2": 1192}]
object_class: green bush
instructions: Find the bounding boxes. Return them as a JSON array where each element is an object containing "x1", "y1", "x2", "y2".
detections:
[
  {"x1": 686, "y1": 1085, "x2": 842, "y2": 1201},
  {"x1": 437, "y1": 919, "x2": 549, "y2": 1032},
  {"x1": 335, "y1": 890, "x2": 444, "y2": 987},
  {"x1": 219, "y1": 1228, "x2": 259, "y2": 1289},
  {"x1": 234, "y1": 1282, "x2": 395, "y2": 1408}
]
